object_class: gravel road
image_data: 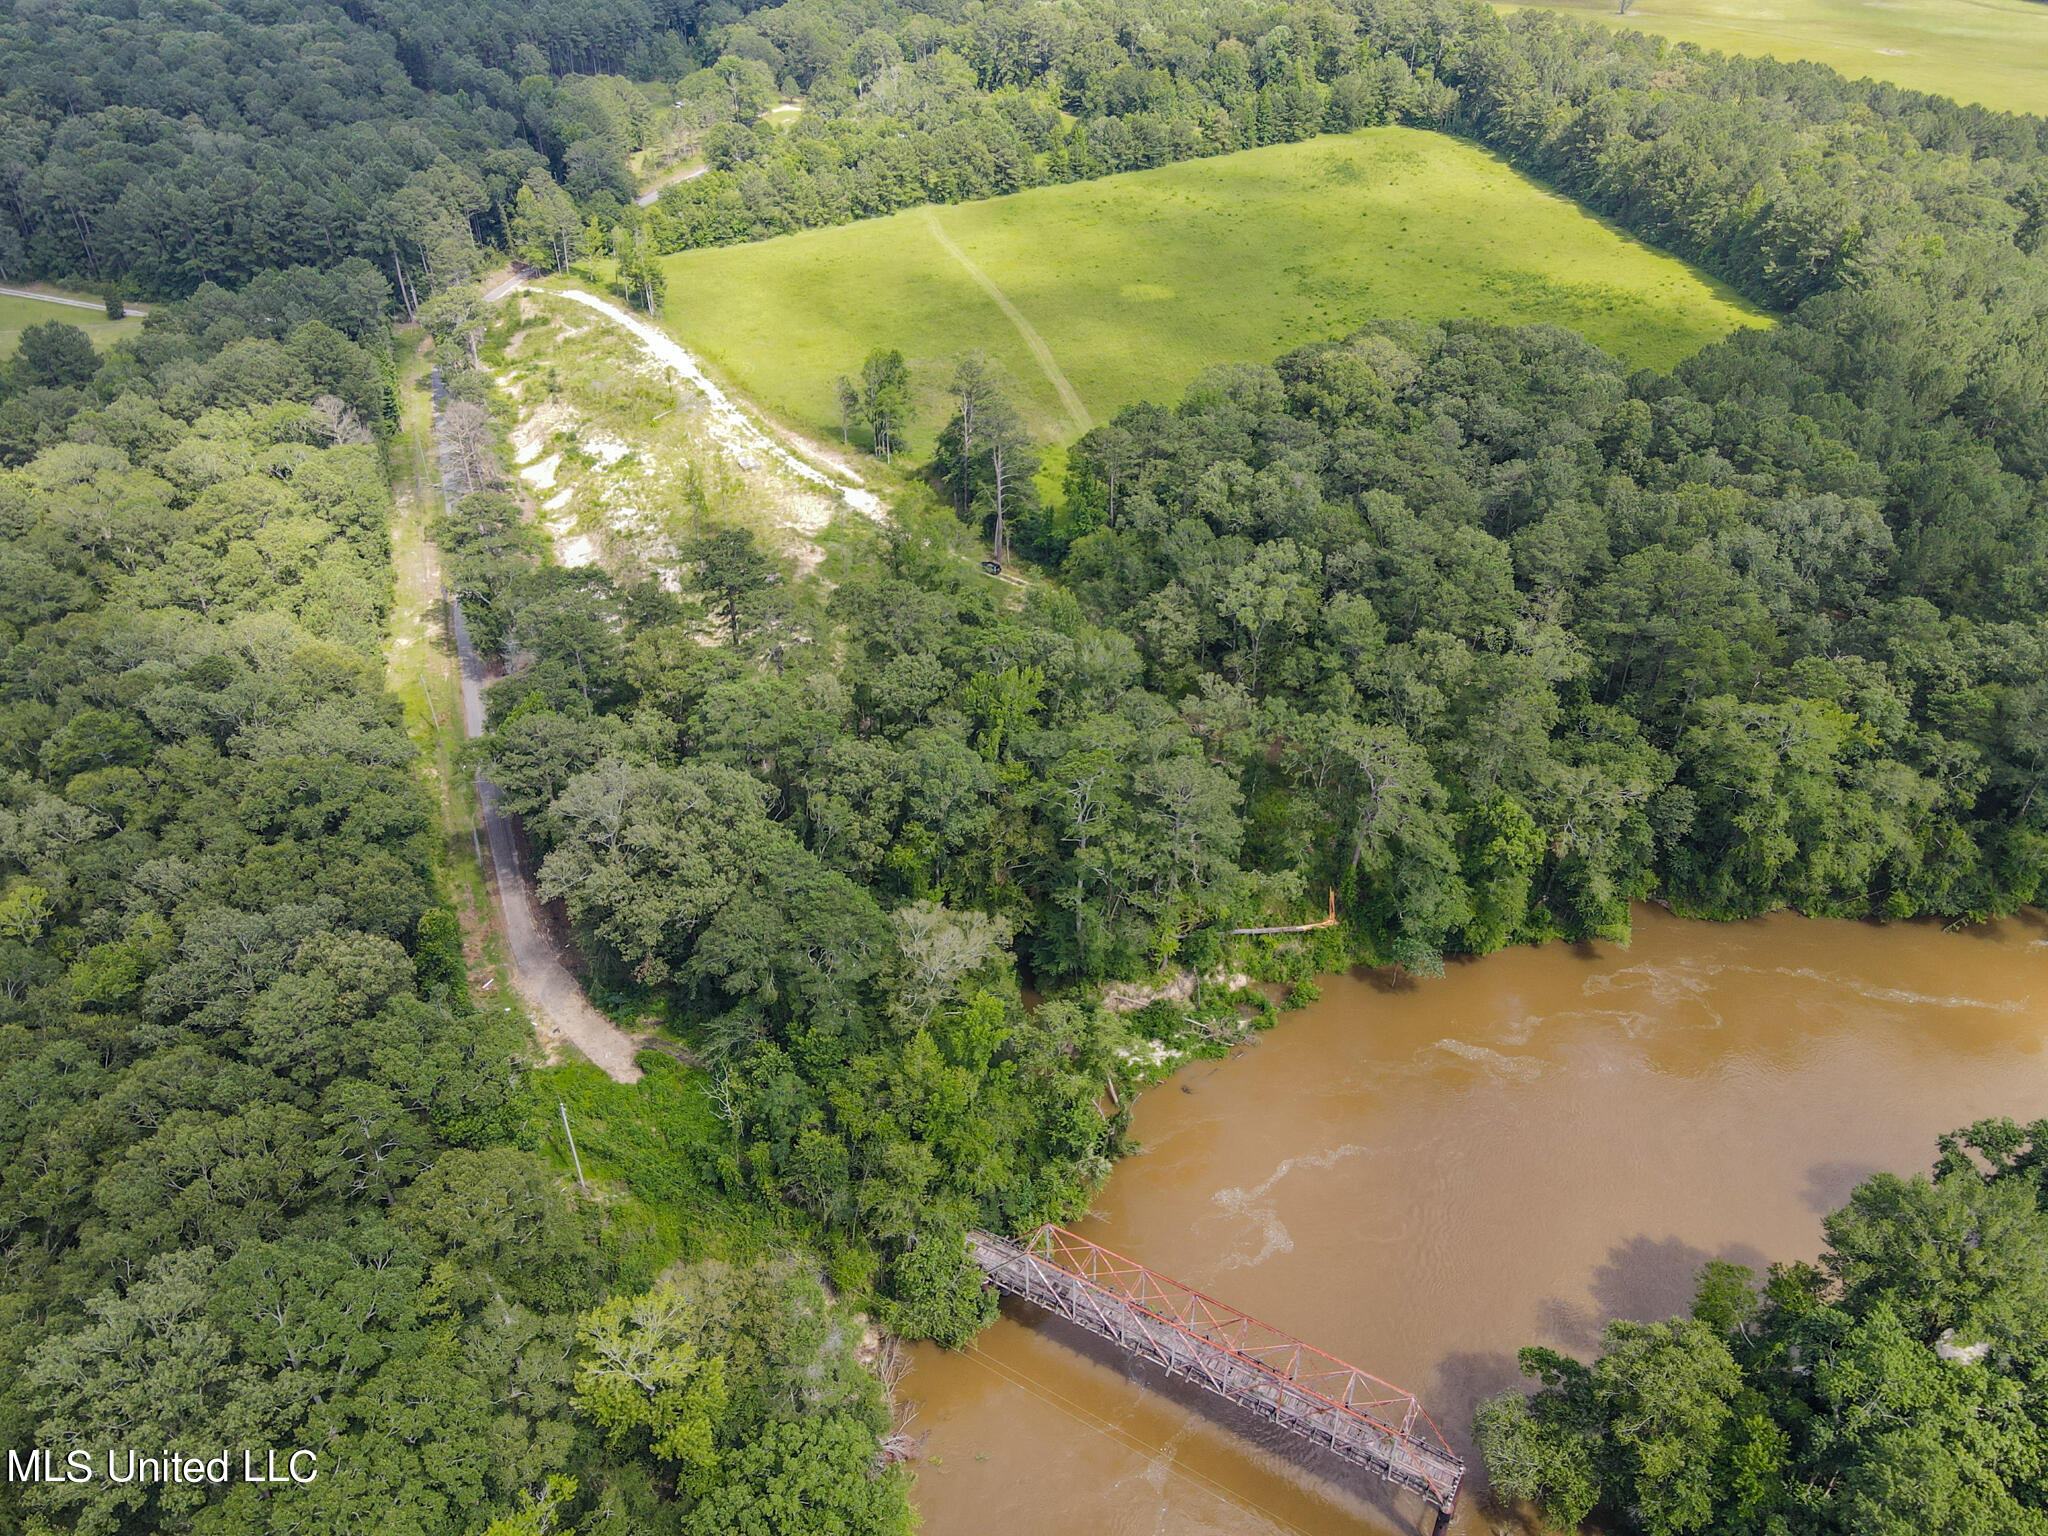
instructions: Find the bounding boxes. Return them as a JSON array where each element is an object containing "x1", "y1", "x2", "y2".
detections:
[{"x1": 429, "y1": 368, "x2": 645, "y2": 1083}]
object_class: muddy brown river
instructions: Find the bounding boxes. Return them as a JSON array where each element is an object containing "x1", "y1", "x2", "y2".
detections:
[{"x1": 906, "y1": 906, "x2": 2048, "y2": 1536}]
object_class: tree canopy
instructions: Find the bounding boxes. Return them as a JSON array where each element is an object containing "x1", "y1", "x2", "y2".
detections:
[
  {"x1": 0, "y1": 278, "x2": 912, "y2": 1536},
  {"x1": 6, "y1": 0, "x2": 2047, "y2": 1531},
  {"x1": 1478, "y1": 1120, "x2": 2048, "y2": 1536}
]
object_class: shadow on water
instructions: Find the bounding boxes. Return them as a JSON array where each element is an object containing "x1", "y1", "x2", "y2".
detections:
[
  {"x1": 1355, "y1": 963, "x2": 1424, "y2": 995},
  {"x1": 1001, "y1": 1298, "x2": 1452, "y2": 1536},
  {"x1": 1804, "y1": 1160, "x2": 1881, "y2": 1215},
  {"x1": 1500, "y1": 1233, "x2": 1776, "y2": 1398},
  {"x1": 1550, "y1": 1233, "x2": 1781, "y2": 1344},
  {"x1": 1441, "y1": 1231, "x2": 1762, "y2": 1500},
  {"x1": 1967, "y1": 906, "x2": 2047, "y2": 941},
  {"x1": 1590, "y1": 1233, "x2": 1770, "y2": 1322},
  {"x1": 1531, "y1": 1292, "x2": 1608, "y2": 1357},
  {"x1": 1429, "y1": 1349, "x2": 1526, "y2": 1465},
  {"x1": 1354, "y1": 927, "x2": 1636, "y2": 997}
]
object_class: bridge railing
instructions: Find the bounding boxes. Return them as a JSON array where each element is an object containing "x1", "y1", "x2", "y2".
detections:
[{"x1": 971, "y1": 1224, "x2": 1463, "y2": 1517}]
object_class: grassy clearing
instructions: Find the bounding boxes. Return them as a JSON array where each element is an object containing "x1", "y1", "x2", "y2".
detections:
[
  {"x1": 1502, "y1": 0, "x2": 2048, "y2": 114},
  {"x1": 528, "y1": 1056, "x2": 773, "y2": 1262},
  {"x1": 659, "y1": 127, "x2": 1768, "y2": 456},
  {"x1": 0, "y1": 290, "x2": 144, "y2": 355}
]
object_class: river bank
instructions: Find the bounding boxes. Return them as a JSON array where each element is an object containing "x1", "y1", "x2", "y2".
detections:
[{"x1": 906, "y1": 904, "x2": 2048, "y2": 1536}]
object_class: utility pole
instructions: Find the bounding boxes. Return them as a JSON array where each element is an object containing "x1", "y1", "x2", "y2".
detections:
[{"x1": 559, "y1": 1101, "x2": 587, "y2": 1190}]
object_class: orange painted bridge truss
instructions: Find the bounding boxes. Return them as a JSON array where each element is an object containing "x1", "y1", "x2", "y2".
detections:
[{"x1": 968, "y1": 1224, "x2": 1464, "y2": 1519}]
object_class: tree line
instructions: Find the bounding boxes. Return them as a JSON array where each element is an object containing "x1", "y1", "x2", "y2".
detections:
[
  {"x1": 1478, "y1": 1120, "x2": 2048, "y2": 1536},
  {"x1": 640, "y1": 6, "x2": 1456, "y2": 251},
  {"x1": 10, "y1": 0, "x2": 2048, "y2": 1529},
  {"x1": 13, "y1": 0, "x2": 2048, "y2": 325},
  {"x1": 635, "y1": 0, "x2": 2046, "y2": 274},
  {"x1": 0, "y1": 283, "x2": 920, "y2": 1534}
]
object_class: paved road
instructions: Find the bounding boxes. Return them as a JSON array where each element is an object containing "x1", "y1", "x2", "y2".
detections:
[
  {"x1": 0, "y1": 284, "x2": 147, "y2": 314},
  {"x1": 636, "y1": 164, "x2": 707, "y2": 207},
  {"x1": 429, "y1": 369, "x2": 644, "y2": 1084},
  {"x1": 480, "y1": 268, "x2": 529, "y2": 303}
]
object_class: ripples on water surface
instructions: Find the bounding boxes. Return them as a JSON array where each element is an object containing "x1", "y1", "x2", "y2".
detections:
[{"x1": 907, "y1": 905, "x2": 2048, "y2": 1536}]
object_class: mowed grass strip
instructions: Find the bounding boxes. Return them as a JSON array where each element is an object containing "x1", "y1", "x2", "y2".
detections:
[
  {"x1": 659, "y1": 128, "x2": 1768, "y2": 453},
  {"x1": 1500, "y1": 0, "x2": 2048, "y2": 116},
  {"x1": 0, "y1": 291, "x2": 143, "y2": 356}
]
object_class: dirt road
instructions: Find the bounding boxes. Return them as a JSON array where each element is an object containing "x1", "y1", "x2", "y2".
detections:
[
  {"x1": 488, "y1": 278, "x2": 885, "y2": 519},
  {"x1": 425, "y1": 366, "x2": 646, "y2": 1084}
]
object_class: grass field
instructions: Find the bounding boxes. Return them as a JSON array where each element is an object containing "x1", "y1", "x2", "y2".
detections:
[
  {"x1": 0, "y1": 289, "x2": 143, "y2": 356},
  {"x1": 1502, "y1": 0, "x2": 2048, "y2": 114},
  {"x1": 659, "y1": 129, "x2": 1768, "y2": 455}
]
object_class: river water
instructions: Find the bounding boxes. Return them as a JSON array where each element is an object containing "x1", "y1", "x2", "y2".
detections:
[{"x1": 905, "y1": 906, "x2": 2048, "y2": 1536}]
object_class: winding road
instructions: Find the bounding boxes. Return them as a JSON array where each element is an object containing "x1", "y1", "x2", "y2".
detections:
[{"x1": 0, "y1": 284, "x2": 147, "y2": 314}]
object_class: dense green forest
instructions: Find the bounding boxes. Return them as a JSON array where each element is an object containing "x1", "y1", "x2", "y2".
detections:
[
  {"x1": 475, "y1": 3, "x2": 2047, "y2": 1529},
  {"x1": 0, "y1": 0, "x2": 691, "y2": 294},
  {"x1": 1477, "y1": 1119, "x2": 2048, "y2": 1536},
  {"x1": 0, "y1": 294, "x2": 914, "y2": 1534},
  {"x1": 16, "y1": 0, "x2": 2048, "y2": 306},
  {"x1": 445, "y1": 485, "x2": 1132, "y2": 1340},
  {"x1": 458, "y1": 0, "x2": 2048, "y2": 977},
  {"x1": 0, "y1": 264, "x2": 392, "y2": 465},
  {"x1": 5, "y1": 0, "x2": 2047, "y2": 1531},
  {"x1": 1, "y1": 1, "x2": 516, "y2": 293}
]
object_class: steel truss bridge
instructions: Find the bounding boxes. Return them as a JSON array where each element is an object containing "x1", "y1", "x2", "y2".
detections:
[{"x1": 968, "y1": 1225, "x2": 1464, "y2": 1525}]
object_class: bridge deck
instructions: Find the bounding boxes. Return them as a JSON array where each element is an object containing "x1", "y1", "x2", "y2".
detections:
[{"x1": 968, "y1": 1226, "x2": 1464, "y2": 1517}]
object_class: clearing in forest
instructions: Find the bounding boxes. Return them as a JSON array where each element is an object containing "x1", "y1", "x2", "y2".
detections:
[
  {"x1": 0, "y1": 289, "x2": 143, "y2": 355},
  {"x1": 489, "y1": 287, "x2": 875, "y2": 584},
  {"x1": 658, "y1": 127, "x2": 1768, "y2": 456},
  {"x1": 1500, "y1": 0, "x2": 2048, "y2": 116}
]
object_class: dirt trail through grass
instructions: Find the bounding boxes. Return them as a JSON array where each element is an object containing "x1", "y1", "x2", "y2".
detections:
[
  {"x1": 544, "y1": 286, "x2": 887, "y2": 517},
  {"x1": 920, "y1": 207, "x2": 1093, "y2": 436},
  {"x1": 663, "y1": 130, "x2": 1767, "y2": 455}
]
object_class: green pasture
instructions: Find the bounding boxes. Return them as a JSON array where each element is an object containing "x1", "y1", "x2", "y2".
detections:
[
  {"x1": 0, "y1": 290, "x2": 143, "y2": 356},
  {"x1": 659, "y1": 128, "x2": 1768, "y2": 456},
  {"x1": 1502, "y1": 0, "x2": 2048, "y2": 114}
]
